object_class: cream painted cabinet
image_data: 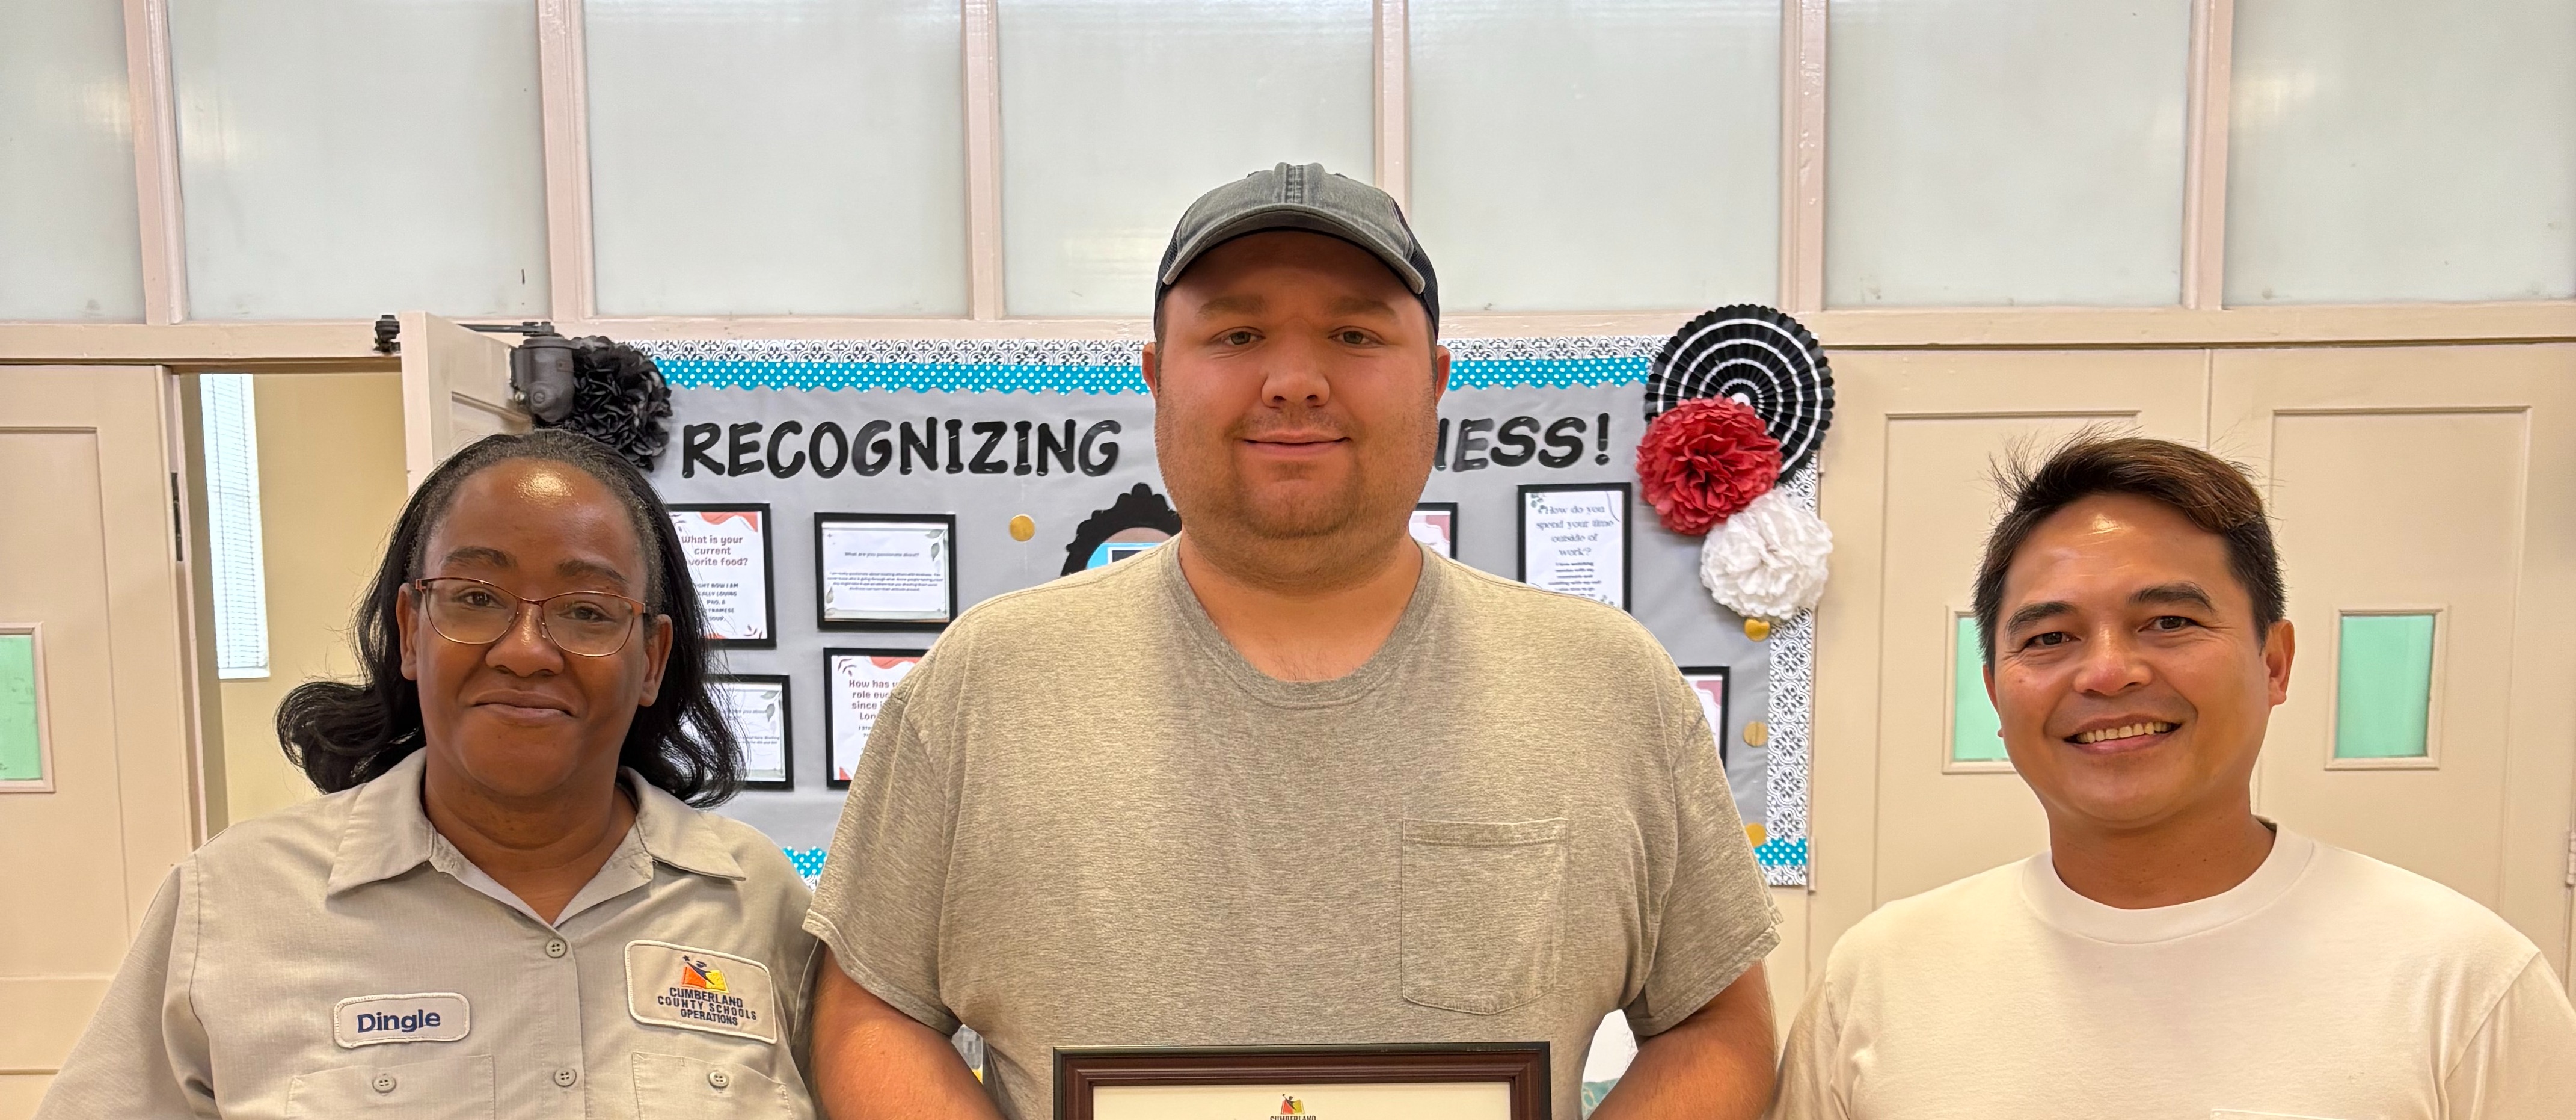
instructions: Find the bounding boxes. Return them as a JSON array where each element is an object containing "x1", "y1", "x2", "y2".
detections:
[
  {"x1": 0, "y1": 368, "x2": 206, "y2": 1115},
  {"x1": 2213, "y1": 345, "x2": 2576, "y2": 980},
  {"x1": 1808, "y1": 349, "x2": 2211, "y2": 956}
]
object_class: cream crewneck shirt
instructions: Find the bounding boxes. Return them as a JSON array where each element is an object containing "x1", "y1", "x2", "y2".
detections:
[{"x1": 1774, "y1": 828, "x2": 2576, "y2": 1119}]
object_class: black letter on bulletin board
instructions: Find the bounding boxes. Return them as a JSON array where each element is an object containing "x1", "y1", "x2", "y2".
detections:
[
  {"x1": 767, "y1": 420, "x2": 806, "y2": 478},
  {"x1": 808, "y1": 422, "x2": 849, "y2": 478},
  {"x1": 682, "y1": 423, "x2": 722, "y2": 478},
  {"x1": 968, "y1": 422, "x2": 1010, "y2": 474},
  {"x1": 1078, "y1": 421, "x2": 1123, "y2": 476},
  {"x1": 727, "y1": 422, "x2": 765, "y2": 476},
  {"x1": 1492, "y1": 416, "x2": 1539, "y2": 467},
  {"x1": 1539, "y1": 417, "x2": 1585, "y2": 467},
  {"x1": 1453, "y1": 417, "x2": 1492, "y2": 471},
  {"x1": 1037, "y1": 420, "x2": 1076, "y2": 476},
  {"x1": 854, "y1": 421, "x2": 894, "y2": 476},
  {"x1": 900, "y1": 419, "x2": 937, "y2": 475}
]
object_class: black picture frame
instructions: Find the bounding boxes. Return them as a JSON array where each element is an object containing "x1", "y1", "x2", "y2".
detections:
[
  {"x1": 708, "y1": 673, "x2": 794, "y2": 790},
  {"x1": 822, "y1": 647, "x2": 927, "y2": 791},
  {"x1": 1412, "y1": 500, "x2": 1460, "y2": 559},
  {"x1": 667, "y1": 503, "x2": 777, "y2": 649},
  {"x1": 814, "y1": 512, "x2": 959, "y2": 632},
  {"x1": 1678, "y1": 665, "x2": 1733, "y2": 767},
  {"x1": 1055, "y1": 1043, "x2": 1550, "y2": 1120},
  {"x1": 1515, "y1": 482, "x2": 1633, "y2": 611}
]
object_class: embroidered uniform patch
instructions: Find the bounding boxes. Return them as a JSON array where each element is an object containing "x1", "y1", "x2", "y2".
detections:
[
  {"x1": 625, "y1": 940, "x2": 778, "y2": 1044},
  {"x1": 333, "y1": 992, "x2": 471, "y2": 1048}
]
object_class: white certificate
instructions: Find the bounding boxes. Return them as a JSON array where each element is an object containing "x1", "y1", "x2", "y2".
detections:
[
  {"x1": 1519, "y1": 485, "x2": 1629, "y2": 609},
  {"x1": 827, "y1": 650, "x2": 921, "y2": 786},
  {"x1": 1092, "y1": 1082, "x2": 1510, "y2": 1120},
  {"x1": 709, "y1": 676, "x2": 791, "y2": 787},
  {"x1": 1410, "y1": 503, "x2": 1457, "y2": 559},
  {"x1": 670, "y1": 507, "x2": 772, "y2": 643},
  {"x1": 818, "y1": 516, "x2": 954, "y2": 626}
]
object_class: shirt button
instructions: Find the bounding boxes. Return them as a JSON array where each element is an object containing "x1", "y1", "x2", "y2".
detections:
[
  {"x1": 544, "y1": 938, "x2": 568, "y2": 958},
  {"x1": 554, "y1": 1068, "x2": 578, "y2": 1088},
  {"x1": 372, "y1": 1074, "x2": 397, "y2": 1094},
  {"x1": 708, "y1": 1069, "x2": 731, "y2": 1090}
]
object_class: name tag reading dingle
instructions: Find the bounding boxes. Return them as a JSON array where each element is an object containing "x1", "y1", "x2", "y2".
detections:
[
  {"x1": 625, "y1": 940, "x2": 778, "y2": 1044},
  {"x1": 333, "y1": 993, "x2": 472, "y2": 1048}
]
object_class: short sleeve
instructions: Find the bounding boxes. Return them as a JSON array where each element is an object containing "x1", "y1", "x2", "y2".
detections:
[
  {"x1": 802, "y1": 673, "x2": 963, "y2": 1036},
  {"x1": 35, "y1": 865, "x2": 216, "y2": 1119},
  {"x1": 1767, "y1": 980, "x2": 1849, "y2": 1120},
  {"x1": 2443, "y1": 953, "x2": 2576, "y2": 1117},
  {"x1": 1624, "y1": 674, "x2": 1780, "y2": 1036}
]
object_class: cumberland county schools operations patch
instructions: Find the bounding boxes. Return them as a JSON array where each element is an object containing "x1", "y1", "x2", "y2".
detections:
[{"x1": 625, "y1": 940, "x2": 779, "y2": 1044}]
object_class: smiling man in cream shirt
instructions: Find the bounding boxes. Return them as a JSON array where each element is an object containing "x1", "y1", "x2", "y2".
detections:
[{"x1": 1771, "y1": 436, "x2": 2576, "y2": 1119}]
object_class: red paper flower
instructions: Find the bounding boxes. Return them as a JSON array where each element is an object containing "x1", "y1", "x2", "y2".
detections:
[{"x1": 1636, "y1": 398, "x2": 1783, "y2": 535}]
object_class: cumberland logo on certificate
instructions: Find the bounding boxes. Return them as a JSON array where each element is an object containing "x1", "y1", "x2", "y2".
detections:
[{"x1": 1056, "y1": 1044, "x2": 1548, "y2": 1120}]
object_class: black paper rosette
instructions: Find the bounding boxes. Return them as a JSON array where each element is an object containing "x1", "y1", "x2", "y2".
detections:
[
  {"x1": 1645, "y1": 305, "x2": 1835, "y2": 476},
  {"x1": 548, "y1": 337, "x2": 673, "y2": 472}
]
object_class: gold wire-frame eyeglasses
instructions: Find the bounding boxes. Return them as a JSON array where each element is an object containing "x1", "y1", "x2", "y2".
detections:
[{"x1": 408, "y1": 577, "x2": 646, "y2": 658}]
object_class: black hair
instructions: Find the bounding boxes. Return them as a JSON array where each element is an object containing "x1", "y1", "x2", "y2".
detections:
[
  {"x1": 1973, "y1": 432, "x2": 2286, "y2": 668},
  {"x1": 276, "y1": 429, "x2": 742, "y2": 804}
]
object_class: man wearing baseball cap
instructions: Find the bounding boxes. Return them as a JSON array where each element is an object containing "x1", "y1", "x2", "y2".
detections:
[{"x1": 803, "y1": 164, "x2": 1782, "y2": 1119}]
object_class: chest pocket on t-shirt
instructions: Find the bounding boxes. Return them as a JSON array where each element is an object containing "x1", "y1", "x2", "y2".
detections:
[
  {"x1": 1400, "y1": 818, "x2": 1569, "y2": 1015},
  {"x1": 283, "y1": 1051, "x2": 494, "y2": 1118}
]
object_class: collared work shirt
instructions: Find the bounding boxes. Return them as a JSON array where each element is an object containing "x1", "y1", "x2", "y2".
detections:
[{"x1": 37, "y1": 750, "x2": 821, "y2": 1119}]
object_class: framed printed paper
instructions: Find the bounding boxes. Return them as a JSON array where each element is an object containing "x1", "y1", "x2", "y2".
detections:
[
  {"x1": 708, "y1": 674, "x2": 793, "y2": 789},
  {"x1": 1678, "y1": 666, "x2": 1732, "y2": 766},
  {"x1": 816, "y1": 513, "x2": 957, "y2": 630},
  {"x1": 670, "y1": 505, "x2": 776, "y2": 646},
  {"x1": 826, "y1": 648, "x2": 924, "y2": 789},
  {"x1": 1058, "y1": 1044, "x2": 1548, "y2": 1120},
  {"x1": 1517, "y1": 484, "x2": 1630, "y2": 611},
  {"x1": 1411, "y1": 502, "x2": 1459, "y2": 559}
]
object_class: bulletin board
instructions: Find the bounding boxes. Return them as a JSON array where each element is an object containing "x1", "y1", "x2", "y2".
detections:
[{"x1": 636, "y1": 337, "x2": 1815, "y2": 885}]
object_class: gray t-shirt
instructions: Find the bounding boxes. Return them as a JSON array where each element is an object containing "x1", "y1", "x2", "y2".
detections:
[{"x1": 806, "y1": 541, "x2": 1777, "y2": 1119}]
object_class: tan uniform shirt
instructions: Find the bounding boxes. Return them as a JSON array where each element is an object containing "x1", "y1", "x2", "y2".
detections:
[{"x1": 37, "y1": 750, "x2": 821, "y2": 1120}]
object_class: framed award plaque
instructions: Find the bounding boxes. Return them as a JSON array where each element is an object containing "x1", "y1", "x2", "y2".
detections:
[{"x1": 1056, "y1": 1044, "x2": 1548, "y2": 1120}]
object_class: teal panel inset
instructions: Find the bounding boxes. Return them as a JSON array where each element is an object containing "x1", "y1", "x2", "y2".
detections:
[
  {"x1": 0, "y1": 633, "x2": 41, "y2": 782},
  {"x1": 1951, "y1": 615, "x2": 2006, "y2": 763},
  {"x1": 2335, "y1": 612, "x2": 2436, "y2": 760}
]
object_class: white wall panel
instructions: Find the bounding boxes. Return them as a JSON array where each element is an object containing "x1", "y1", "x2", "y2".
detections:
[
  {"x1": 1410, "y1": 0, "x2": 1778, "y2": 313},
  {"x1": 171, "y1": 0, "x2": 548, "y2": 319},
  {"x1": 998, "y1": 0, "x2": 1373, "y2": 316},
  {"x1": 1826, "y1": 0, "x2": 2191, "y2": 307},
  {"x1": 0, "y1": 0, "x2": 143, "y2": 321},
  {"x1": 2227, "y1": 0, "x2": 2576, "y2": 304},
  {"x1": 587, "y1": 0, "x2": 968, "y2": 316}
]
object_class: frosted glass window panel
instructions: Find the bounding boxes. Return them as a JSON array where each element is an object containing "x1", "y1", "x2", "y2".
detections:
[
  {"x1": 0, "y1": 0, "x2": 143, "y2": 321},
  {"x1": 999, "y1": 0, "x2": 1374, "y2": 316},
  {"x1": 170, "y1": 0, "x2": 548, "y2": 319},
  {"x1": 2227, "y1": 0, "x2": 2576, "y2": 304},
  {"x1": 1826, "y1": 0, "x2": 2191, "y2": 307},
  {"x1": 1410, "y1": 0, "x2": 1779, "y2": 312},
  {"x1": 587, "y1": 0, "x2": 968, "y2": 316}
]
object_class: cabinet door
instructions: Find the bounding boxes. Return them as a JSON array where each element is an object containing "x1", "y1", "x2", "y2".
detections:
[
  {"x1": 2213, "y1": 344, "x2": 2576, "y2": 981},
  {"x1": 1809, "y1": 349, "x2": 2209, "y2": 955},
  {"x1": 0, "y1": 368, "x2": 203, "y2": 1113},
  {"x1": 397, "y1": 312, "x2": 526, "y2": 491}
]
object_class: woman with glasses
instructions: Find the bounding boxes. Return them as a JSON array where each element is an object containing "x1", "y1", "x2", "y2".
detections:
[{"x1": 38, "y1": 430, "x2": 820, "y2": 1119}]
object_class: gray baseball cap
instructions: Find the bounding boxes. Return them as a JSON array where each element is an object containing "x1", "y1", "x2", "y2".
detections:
[{"x1": 1155, "y1": 162, "x2": 1439, "y2": 331}]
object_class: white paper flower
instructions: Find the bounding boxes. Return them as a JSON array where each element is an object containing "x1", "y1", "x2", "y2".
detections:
[{"x1": 1700, "y1": 489, "x2": 1833, "y2": 620}]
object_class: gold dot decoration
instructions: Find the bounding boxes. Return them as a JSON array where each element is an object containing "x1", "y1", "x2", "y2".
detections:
[
  {"x1": 1744, "y1": 823, "x2": 1768, "y2": 847},
  {"x1": 1007, "y1": 514, "x2": 1036, "y2": 542},
  {"x1": 1743, "y1": 617, "x2": 1771, "y2": 641},
  {"x1": 1743, "y1": 721, "x2": 1770, "y2": 748}
]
